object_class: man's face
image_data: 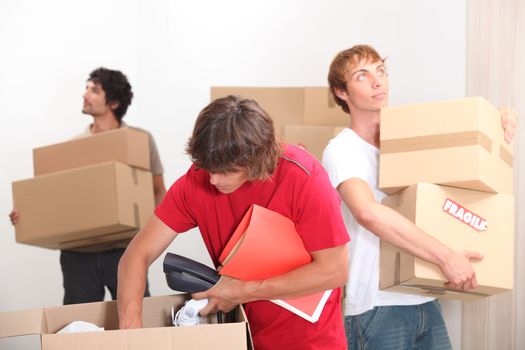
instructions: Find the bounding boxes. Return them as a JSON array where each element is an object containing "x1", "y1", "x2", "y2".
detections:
[
  {"x1": 209, "y1": 167, "x2": 250, "y2": 194},
  {"x1": 82, "y1": 81, "x2": 112, "y2": 117},
  {"x1": 342, "y1": 59, "x2": 389, "y2": 113}
]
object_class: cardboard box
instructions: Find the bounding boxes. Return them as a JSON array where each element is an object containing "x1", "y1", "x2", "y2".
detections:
[
  {"x1": 0, "y1": 294, "x2": 252, "y2": 350},
  {"x1": 379, "y1": 97, "x2": 513, "y2": 194},
  {"x1": 12, "y1": 161, "x2": 154, "y2": 250},
  {"x1": 33, "y1": 127, "x2": 150, "y2": 176},
  {"x1": 210, "y1": 87, "x2": 348, "y2": 135},
  {"x1": 284, "y1": 125, "x2": 343, "y2": 160},
  {"x1": 379, "y1": 182, "x2": 514, "y2": 301}
]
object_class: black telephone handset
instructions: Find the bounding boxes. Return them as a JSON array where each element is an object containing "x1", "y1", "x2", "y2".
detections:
[
  {"x1": 163, "y1": 253, "x2": 229, "y2": 323},
  {"x1": 163, "y1": 252, "x2": 220, "y2": 293}
]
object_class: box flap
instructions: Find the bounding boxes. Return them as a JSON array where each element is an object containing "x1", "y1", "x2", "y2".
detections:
[
  {"x1": 0, "y1": 308, "x2": 45, "y2": 337},
  {"x1": 43, "y1": 301, "x2": 119, "y2": 334}
]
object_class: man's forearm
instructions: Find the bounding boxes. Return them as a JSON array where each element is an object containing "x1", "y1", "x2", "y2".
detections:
[
  {"x1": 246, "y1": 244, "x2": 348, "y2": 301},
  {"x1": 357, "y1": 202, "x2": 480, "y2": 289},
  {"x1": 117, "y1": 248, "x2": 148, "y2": 329},
  {"x1": 194, "y1": 243, "x2": 348, "y2": 316},
  {"x1": 116, "y1": 215, "x2": 179, "y2": 327}
]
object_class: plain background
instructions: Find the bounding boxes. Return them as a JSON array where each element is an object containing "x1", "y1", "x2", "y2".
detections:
[{"x1": 0, "y1": 0, "x2": 469, "y2": 347}]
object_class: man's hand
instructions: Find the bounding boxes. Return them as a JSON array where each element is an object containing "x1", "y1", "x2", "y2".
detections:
[
  {"x1": 500, "y1": 107, "x2": 518, "y2": 144},
  {"x1": 441, "y1": 250, "x2": 483, "y2": 291},
  {"x1": 9, "y1": 209, "x2": 19, "y2": 225},
  {"x1": 192, "y1": 275, "x2": 252, "y2": 316}
]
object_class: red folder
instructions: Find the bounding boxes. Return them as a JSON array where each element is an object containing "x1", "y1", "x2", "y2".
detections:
[{"x1": 219, "y1": 204, "x2": 332, "y2": 323}]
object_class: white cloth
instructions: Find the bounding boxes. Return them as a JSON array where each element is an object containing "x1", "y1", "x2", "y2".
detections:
[
  {"x1": 172, "y1": 299, "x2": 209, "y2": 326},
  {"x1": 322, "y1": 128, "x2": 433, "y2": 316},
  {"x1": 57, "y1": 320, "x2": 104, "y2": 334}
]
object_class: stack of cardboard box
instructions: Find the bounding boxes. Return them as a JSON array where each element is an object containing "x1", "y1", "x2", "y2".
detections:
[
  {"x1": 378, "y1": 97, "x2": 515, "y2": 301},
  {"x1": 11, "y1": 128, "x2": 155, "y2": 250},
  {"x1": 210, "y1": 87, "x2": 348, "y2": 160}
]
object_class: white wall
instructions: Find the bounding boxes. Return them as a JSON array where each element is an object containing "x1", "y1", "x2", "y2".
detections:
[{"x1": 0, "y1": 0, "x2": 466, "y2": 345}]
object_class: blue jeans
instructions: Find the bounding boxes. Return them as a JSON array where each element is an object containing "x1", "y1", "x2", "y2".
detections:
[{"x1": 344, "y1": 300, "x2": 452, "y2": 350}]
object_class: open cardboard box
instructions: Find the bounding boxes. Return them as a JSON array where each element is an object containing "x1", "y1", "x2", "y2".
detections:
[
  {"x1": 380, "y1": 182, "x2": 514, "y2": 301},
  {"x1": 33, "y1": 127, "x2": 150, "y2": 176},
  {"x1": 0, "y1": 294, "x2": 253, "y2": 350},
  {"x1": 379, "y1": 97, "x2": 513, "y2": 194},
  {"x1": 12, "y1": 161, "x2": 154, "y2": 250}
]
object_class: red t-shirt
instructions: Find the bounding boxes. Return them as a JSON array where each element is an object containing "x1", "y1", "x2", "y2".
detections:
[{"x1": 155, "y1": 144, "x2": 349, "y2": 350}]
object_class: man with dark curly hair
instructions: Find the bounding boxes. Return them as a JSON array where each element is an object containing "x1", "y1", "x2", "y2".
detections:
[{"x1": 9, "y1": 67, "x2": 166, "y2": 305}]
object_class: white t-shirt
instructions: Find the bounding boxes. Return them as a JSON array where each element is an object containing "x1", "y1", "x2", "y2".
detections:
[{"x1": 322, "y1": 128, "x2": 433, "y2": 316}]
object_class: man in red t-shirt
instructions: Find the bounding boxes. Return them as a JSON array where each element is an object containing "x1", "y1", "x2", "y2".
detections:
[{"x1": 117, "y1": 95, "x2": 350, "y2": 349}]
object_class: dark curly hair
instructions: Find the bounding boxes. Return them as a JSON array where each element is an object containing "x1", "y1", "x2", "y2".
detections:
[
  {"x1": 186, "y1": 95, "x2": 283, "y2": 180},
  {"x1": 88, "y1": 67, "x2": 133, "y2": 121}
]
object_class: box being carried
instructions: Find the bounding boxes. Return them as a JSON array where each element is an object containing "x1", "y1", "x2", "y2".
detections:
[
  {"x1": 211, "y1": 87, "x2": 347, "y2": 135},
  {"x1": 12, "y1": 161, "x2": 154, "y2": 250},
  {"x1": 33, "y1": 127, "x2": 150, "y2": 176},
  {"x1": 0, "y1": 294, "x2": 252, "y2": 350},
  {"x1": 379, "y1": 182, "x2": 514, "y2": 301},
  {"x1": 379, "y1": 97, "x2": 513, "y2": 194}
]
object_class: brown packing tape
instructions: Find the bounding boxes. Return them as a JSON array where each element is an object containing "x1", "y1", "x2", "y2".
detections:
[
  {"x1": 499, "y1": 145, "x2": 513, "y2": 167},
  {"x1": 381, "y1": 131, "x2": 493, "y2": 155},
  {"x1": 131, "y1": 167, "x2": 139, "y2": 185},
  {"x1": 133, "y1": 203, "x2": 140, "y2": 228},
  {"x1": 394, "y1": 251, "x2": 401, "y2": 285}
]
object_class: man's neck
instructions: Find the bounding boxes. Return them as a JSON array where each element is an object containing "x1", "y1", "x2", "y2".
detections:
[
  {"x1": 90, "y1": 114, "x2": 120, "y2": 134},
  {"x1": 349, "y1": 110, "x2": 381, "y2": 148}
]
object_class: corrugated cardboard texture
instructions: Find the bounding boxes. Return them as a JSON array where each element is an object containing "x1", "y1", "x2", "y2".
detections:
[
  {"x1": 303, "y1": 87, "x2": 348, "y2": 126},
  {"x1": 0, "y1": 294, "x2": 251, "y2": 350},
  {"x1": 33, "y1": 128, "x2": 150, "y2": 176},
  {"x1": 284, "y1": 125, "x2": 344, "y2": 161},
  {"x1": 210, "y1": 87, "x2": 348, "y2": 136},
  {"x1": 380, "y1": 182, "x2": 514, "y2": 301},
  {"x1": 379, "y1": 96, "x2": 513, "y2": 194},
  {"x1": 12, "y1": 162, "x2": 154, "y2": 249}
]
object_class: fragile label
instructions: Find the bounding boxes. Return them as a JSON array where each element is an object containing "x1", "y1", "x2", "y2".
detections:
[{"x1": 442, "y1": 198, "x2": 488, "y2": 231}]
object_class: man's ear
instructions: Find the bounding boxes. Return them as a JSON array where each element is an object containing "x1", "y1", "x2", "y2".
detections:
[
  {"x1": 109, "y1": 101, "x2": 120, "y2": 111},
  {"x1": 334, "y1": 88, "x2": 349, "y2": 102}
]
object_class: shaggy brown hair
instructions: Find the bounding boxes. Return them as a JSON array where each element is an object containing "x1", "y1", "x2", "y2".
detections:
[{"x1": 186, "y1": 95, "x2": 283, "y2": 180}]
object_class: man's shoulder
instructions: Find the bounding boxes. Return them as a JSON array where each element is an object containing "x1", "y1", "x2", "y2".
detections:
[
  {"x1": 280, "y1": 144, "x2": 323, "y2": 177},
  {"x1": 324, "y1": 128, "x2": 374, "y2": 162}
]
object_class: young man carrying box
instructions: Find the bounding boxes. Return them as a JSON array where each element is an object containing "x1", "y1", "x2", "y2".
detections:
[
  {"x1": 117, "y1": 95, "x2": 350, "y2": 350},
  {"x1": 9, "y1": 68, "x2": 166, "y2": 304},
  {"x1": 322, "y1": 45, "x2": 516, "y2": 349}
]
